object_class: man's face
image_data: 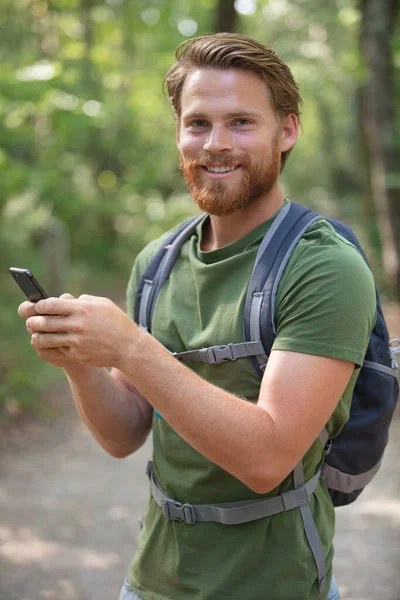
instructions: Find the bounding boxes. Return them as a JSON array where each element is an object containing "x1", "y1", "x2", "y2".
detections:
[{"x1": 177, "y1": 68, "x2": 292, "y2": 216}]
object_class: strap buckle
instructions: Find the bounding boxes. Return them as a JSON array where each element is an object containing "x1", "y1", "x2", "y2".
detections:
[
  {"x1": 206, "y1": 344, "x2": 237, "y2": 365},
  {"x1": 162, "y1": 498, "x2": 196, "y2": 525},
  {"x1": 281, "y1": 486, "x2": 311, "y2": 511}
]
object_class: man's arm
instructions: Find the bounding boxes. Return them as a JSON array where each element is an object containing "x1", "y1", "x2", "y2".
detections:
[
  {"x1": 24, "y1": 294, "x2": 354, "y2": 492},
  {"x1": 115, "y1": 330, "x2": 354, "y2": 493},
  {"x1": 64, "y1": 364, "x2": 153, "y2": 458},
  {"x1": 18, "y1": 297, "x2": 152, "y2": 458}
]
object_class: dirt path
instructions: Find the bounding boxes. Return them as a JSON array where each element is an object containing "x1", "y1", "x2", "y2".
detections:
[
  {"x1": 1, "y1": 305, "x2": 399, "y2": 600},
  {"x1": 0, "y1": 383, "x2": 152, "y2": 600}
]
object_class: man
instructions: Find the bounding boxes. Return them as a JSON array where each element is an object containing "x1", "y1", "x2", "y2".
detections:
[{"x1": 19, "y1": 34, "x2": 376, "y2": 600}]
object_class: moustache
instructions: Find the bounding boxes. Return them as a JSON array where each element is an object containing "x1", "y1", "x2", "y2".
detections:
[{"x1": 180, "y1": 154, "x2": 251, "y2": 170}]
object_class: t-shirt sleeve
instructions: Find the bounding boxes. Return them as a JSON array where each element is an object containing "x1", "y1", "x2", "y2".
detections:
[
  {"x1": 271, "y1": 231, "x2": 377, "y2": 367},
  {"x1": 126, "y1": 254, "x2": 144, "y2": 320}
]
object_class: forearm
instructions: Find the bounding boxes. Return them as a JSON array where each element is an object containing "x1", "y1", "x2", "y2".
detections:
[
  {"x1": 64, "y1": 363, "x2": 152, "y2": 457},
  {"x1": 119, "y1": 333, "x2": 278, "y2": 492},
  {"x1": 24, "y1": 295, "x2": 351, "y2": 487}
]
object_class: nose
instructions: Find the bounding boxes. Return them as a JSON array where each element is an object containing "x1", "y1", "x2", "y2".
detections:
[{"x1": 203, "y1": 125, "x2": 233, "y2": 153}]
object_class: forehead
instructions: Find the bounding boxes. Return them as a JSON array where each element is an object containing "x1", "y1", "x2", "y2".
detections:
[{"x1": 180, "y1": 68, "x2": 274, "y2": 118}]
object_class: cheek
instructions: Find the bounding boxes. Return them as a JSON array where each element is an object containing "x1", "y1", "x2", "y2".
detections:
[
  {"x1": 250, "y1": 139, "x2": 276, "y2": 162},
  {"x1": 178, "y1": 133, "x2": 203, "y2": 156},
  {"x1": 232, "y1": 132, "x2": 268, "y2": 154}
]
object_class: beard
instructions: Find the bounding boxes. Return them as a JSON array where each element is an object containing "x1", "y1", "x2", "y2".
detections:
[{"x1": 179, "y1": 138, "x2": 281, "y2": 216}]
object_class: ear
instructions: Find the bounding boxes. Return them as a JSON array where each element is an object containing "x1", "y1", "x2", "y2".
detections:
[
  {"x1": 279, "y1": 114, "x2": 299, "y2": 153},
  {"x1": 176, "y1": 121, "x2": 181, "y2": 149}
]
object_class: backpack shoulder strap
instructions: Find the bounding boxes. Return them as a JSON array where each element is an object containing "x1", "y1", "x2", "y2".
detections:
[
  {"x1": 134, "y1": 213, "x2": 204, "y2": 333},
  {"x1": 244, "y1": 201, "x2": 321, "y2": 379},
  {"x1": 243, "y1": 201, "x2": 332, "y2": 589}
]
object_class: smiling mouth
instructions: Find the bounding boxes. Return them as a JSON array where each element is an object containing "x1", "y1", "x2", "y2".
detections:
[{"x1": 202, "y1": 165, "x2": 242, "y2": 173}]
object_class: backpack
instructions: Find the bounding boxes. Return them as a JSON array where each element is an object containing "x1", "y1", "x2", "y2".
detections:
[{"x1": 134, "y1": 200, "x2": 399, "y2": 590}]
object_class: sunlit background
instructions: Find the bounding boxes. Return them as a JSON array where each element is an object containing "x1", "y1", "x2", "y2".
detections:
[{"x1": 2, "y1": 0, "x2": 399, "y2": 413}]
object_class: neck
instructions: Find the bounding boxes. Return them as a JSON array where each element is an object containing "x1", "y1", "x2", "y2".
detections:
[{"x1": 200, "y1": 186, "x2": 285, "y2": 251}]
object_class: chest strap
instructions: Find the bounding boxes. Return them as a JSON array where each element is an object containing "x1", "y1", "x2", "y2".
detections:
[
  {"x1": 172, "y1": 341, "x2": 265, "y2": 365},
  {"x1": 146, "y1": 461, "x2": 320, "y2": 526}
]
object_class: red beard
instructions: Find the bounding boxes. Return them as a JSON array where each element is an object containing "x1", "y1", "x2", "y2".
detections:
[{"x1": 179, "y1": 138, "x2": 281, "y2": 216}]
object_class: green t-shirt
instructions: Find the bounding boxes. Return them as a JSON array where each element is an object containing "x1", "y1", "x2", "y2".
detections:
[{"x1": 125, "y1": 202, "x2": 376, "y2": 600}]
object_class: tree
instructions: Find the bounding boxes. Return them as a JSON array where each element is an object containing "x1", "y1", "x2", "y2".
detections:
[
  {"x1": 360, "y1": 0, "x2": 400, "y2": 299},
  {"x1": 214, "y1": 0, "x2": 238, "y2": 33}
]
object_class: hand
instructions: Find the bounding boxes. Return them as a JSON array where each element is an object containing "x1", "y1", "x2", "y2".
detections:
[
  {"x1": 18, "y1": 294, "x2": 82, "y2": 369},
  {"x1": 20, "y1": 294, "x2": 141, "y2": 369}
]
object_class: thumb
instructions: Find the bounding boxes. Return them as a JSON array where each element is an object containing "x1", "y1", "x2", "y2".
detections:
[{"x1": 59, "y1": 293, "x2": 76, "y2": 300}]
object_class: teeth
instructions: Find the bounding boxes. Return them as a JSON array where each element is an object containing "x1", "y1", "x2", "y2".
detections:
[{"x1": 207, "y1": 166, "x2": 237, "y2": 173}]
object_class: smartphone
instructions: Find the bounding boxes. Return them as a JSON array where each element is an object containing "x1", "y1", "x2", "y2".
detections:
[{"x1": 9, "y1": 268, "x2": 49, "y2": 302}]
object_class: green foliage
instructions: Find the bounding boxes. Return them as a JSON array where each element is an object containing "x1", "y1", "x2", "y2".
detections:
[{"x1": 0, "y1": 0, "x2": 398, "y2": 417}]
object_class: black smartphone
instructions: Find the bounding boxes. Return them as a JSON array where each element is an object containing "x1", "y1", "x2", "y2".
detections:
[{"x1": 9, "y1": 268, "x2": 49, "y2": 302}]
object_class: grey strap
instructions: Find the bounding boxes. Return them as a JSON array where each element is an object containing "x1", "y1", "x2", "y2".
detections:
[
  {"x1": 172, "y1": 341, "x2": 265, "y2": 365},
  {"x1": 363, "y1": 359, "x2": 398, "y2": 377},
  {"x1": 322, "y1": 459, "x2": 382, "y2": 493},
  {"x1": 252, "y1": 201, "x2": 291, "y2": 272},
  {"x1": 318, "y1": 428, "x2": 330, "y2": 452},
  {"x1": 249, "y1": 293, "x2": 268, "y2": 372},
  {"x1": 147, "y1": 461, "x2": 320, "y2": 526},
  {"x1": 293, "y1": 462, "x2": 326, "y2": 591},
  {"x1": 151, "y1": 214, "x2": 205, "y2": 320},
  {"x1": 389, "y1": 339, "x2": 400, "y2": 370},
  {"x1": 389, "y1": 338, "x2": 400, "y2": 352},
  {"x1": 248, "y1": 212, "x2": 323, "y2": 371},
  {"x1": 138, "y1": 279, "x2": 153, "y2": 331},
  {"x1": 270, "y1": 216, "x2": 322, "y2": 335}
]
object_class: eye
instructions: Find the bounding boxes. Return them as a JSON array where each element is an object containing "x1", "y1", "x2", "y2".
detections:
[
  {"x1": 233, "y1": 118, "x2": 252, "y2": 126},
  {"x1": 189, "y1": 119, "x2": 208, "y2": 129}
]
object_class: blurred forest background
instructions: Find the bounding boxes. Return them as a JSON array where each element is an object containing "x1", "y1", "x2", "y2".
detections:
[{"x1": 1, "y1": 0, "x2": 399, "y2": 419}]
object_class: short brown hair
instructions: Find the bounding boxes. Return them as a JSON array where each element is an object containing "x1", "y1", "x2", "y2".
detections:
[{"x1": 164, "y1": 33, "x2": 302, "y2": 170}]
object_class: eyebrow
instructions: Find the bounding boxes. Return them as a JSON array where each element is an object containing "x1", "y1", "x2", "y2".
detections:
[{"x1": 182, "y1": 110, "x2": 261, "y2": 121}]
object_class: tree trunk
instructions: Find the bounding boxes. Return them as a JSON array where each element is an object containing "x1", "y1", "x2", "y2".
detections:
[
  {"x1": 214, "y1": 0, "x2": 238, "y2": 33},
  {"x1": 360, "y1": 0, "x2": 400, "y2": 299},
  {"x1": 40, "y1": 218, "x2": 69, "y2": 297},
  {"x1": 355, "y1": 85, "x2": 383, "y2": 275},
  {"x1": 81, "y1": 0, "x2": 95, "y2": 91},
  {"x1": 316, "y1": 94, "x2": 361, "y2": 205}
]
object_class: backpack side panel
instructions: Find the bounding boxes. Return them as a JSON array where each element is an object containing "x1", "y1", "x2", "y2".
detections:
[
  {"x1": 244, "y1": 204, "x2": 398, "y2": 507},
  {"x1": 327, "y1": 365, "x2": 399, "y2": 506},
  {"x1": 320, "y1": 218, "x2": 399, "y2": 506}
]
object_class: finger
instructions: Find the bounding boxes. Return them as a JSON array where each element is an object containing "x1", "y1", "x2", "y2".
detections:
[
  {"x1": 37, "y1": 348, "x2": 69, "y2": 361},
  {"x1": 35, "y1": 298, "x2": 80, "y2": 316},
  {"x1": 58, "y1": 346, "x2": 74, "y2": 356},
  {"x1": 37, "y1": 347, "x2": 64, "y2": 358},
  {"x1": 78, "y1": 294, "x2": 98, "y2": 302},
  {"x1": 18, "y1": 301, "x2": 38, "y2": 319},
  {"x1": 31, "y1": 332, "x2": 72, "y2": 349},
  {"x1": 26, "y1": 315, "x2": 77, "y2": 334},
  {"x1": 60, "y1": 293, "x2": 76, "y2": 300},
  {"x1": 78, "y1": 294, "x2": 113, "y2": 307},
  {"x1": 58, "y1": 346, "x2": 87, "y2": 365}
]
